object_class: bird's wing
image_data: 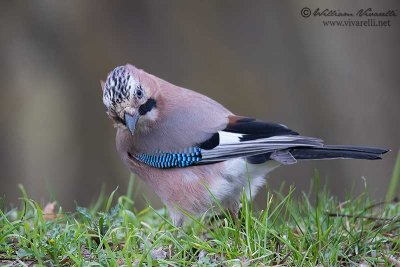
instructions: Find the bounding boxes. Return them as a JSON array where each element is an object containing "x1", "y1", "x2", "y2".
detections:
[
  {"x1": 128, "y1": 69, "x2": 323, "y2": 167},
  {"x1": 197, "y1": 116, "x2": 323, "y2": 163},
  {"x1": 131, "y1": 115, "x2": 323, "y2": 168}
]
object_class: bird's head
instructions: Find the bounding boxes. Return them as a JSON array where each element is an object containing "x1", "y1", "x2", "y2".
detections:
[{"x1": 101, "y1": 64, "x2": 159, "y2": 135}]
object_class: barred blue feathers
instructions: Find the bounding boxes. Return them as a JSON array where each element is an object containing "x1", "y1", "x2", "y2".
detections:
[{"x1": 135, "y1": 147, "x2": 202, "y2": 168}]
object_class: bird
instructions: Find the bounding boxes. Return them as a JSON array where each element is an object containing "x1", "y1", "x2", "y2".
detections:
[{"x1": 101, "y1": 64, "x2": 388, "y2": 226}]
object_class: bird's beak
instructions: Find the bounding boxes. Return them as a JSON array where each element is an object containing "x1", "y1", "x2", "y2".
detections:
[{"x1": 124, "y1": 112, "x2": 140, "y2": 135}]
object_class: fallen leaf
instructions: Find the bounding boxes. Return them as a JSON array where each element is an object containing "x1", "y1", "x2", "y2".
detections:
[
  {"x1": 151, "y1": 247, "x2": 167, "y2": 260},
  {"x1": 384, "y1": 255, "x2": 400, "y2": 267},
  {"x1": 81, "y1": 245, "x2": 94, "y2": 261},
  {"x1": 43, "y1": 202, "x2": 56, "y2": 214},
  {"x1": 42, "y1": 202, "x2": 63, "y2": 221}
]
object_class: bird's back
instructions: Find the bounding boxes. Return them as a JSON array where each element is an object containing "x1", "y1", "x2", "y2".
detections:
[{"x1": 123, "y1": 68, "x2": 232, "y2": 154}]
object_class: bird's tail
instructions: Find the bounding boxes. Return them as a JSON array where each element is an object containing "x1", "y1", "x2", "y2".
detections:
[{"x1": 289, "y1": 145, "x2": 388, "y2": 161}]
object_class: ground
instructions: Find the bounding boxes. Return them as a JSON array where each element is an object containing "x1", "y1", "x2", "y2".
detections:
[{"x1": 1, "y1": 165, "x2": 399, "y2": 266}]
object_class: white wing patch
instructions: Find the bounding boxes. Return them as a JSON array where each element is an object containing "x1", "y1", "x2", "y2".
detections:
[
  {"x1": 218, "y1": 131, "x2": 242, "y2": 145},
  {"x1": 200, "y1": 131, "x2": 323, "y2": 163}
]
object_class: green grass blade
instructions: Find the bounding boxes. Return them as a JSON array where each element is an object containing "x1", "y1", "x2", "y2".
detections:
[
  {"x1": 386, "y1": 149, "x2": 400, "y2": 202},
  {"x1": 105, "y1": 187, "x2": 119, "y2": 213}
]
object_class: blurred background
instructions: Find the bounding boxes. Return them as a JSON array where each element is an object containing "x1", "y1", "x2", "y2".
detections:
[{"x1": 0, "y1": 1, "x2": 399, "y2": 210}]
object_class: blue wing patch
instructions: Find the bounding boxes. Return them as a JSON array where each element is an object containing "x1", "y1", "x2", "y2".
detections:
[{"x1": 134, "y1": 147, "x2": 202, "y2": 168}]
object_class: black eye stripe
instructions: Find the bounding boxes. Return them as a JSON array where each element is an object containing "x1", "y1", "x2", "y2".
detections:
[{"x1": 139, "y1": 98, "x2": 157, "y2": 115}]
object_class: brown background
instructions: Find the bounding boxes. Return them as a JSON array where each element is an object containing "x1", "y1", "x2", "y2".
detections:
[{"x1": 0, "y1": 1, "x2": 399, "y2": 210}]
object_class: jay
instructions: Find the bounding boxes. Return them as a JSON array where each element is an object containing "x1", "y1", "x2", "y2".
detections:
[{"x1": 101, "y1": 64, "x2": 388, "y2": 226}]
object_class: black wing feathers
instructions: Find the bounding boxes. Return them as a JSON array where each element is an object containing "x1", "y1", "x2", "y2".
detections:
[
  {"x1": 196, "y1": 116, "x2": 388, "y2": 165},
  {"x1": 199, "y1": 133, "x2": 220, "y2": 150},
  {"x1": 225, "y1": 117, "x2": 298, "y2": 137},
  {"x1": 198, "y1": 116, "x2": 299, "y2": 150},
  {"x1": 289, "y1": 145, "x2": 389, "y2": 160}
]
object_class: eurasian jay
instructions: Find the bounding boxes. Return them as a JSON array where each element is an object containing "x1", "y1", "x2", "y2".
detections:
[{"x1": 101, "y1": 64, "x2": 388, "y2": 226}]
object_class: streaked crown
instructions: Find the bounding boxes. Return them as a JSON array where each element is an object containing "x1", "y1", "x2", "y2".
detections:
[{"x1": 103, "y1": 66, "x2": 138, "y2": 110}]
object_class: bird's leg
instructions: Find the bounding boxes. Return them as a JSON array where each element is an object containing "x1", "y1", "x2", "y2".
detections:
[
  {"x1": 228, "y1": 209, "x2": 240, "y2": 227},
  {"x1": 172, "y1": 217, "x2": 184, "y2": 228},
  {"x1": 208, "y1": 201, "x2": 239, "y2": 225},
  {"x1": 168, "y1": 207, "x2": 184, "y2": 228},
  {"x1": 228, "y1": 201, "x2": 240, "y2": 227}
]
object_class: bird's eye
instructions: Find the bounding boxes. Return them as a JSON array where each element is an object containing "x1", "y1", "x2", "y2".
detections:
[{"x1": 136, "y1": 87, "x2": 143, "y2": 99}]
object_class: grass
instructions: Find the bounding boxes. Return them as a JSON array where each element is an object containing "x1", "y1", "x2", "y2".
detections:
[{"x1": 0, "y1": 155, "x2": 399, "y2": 266}]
